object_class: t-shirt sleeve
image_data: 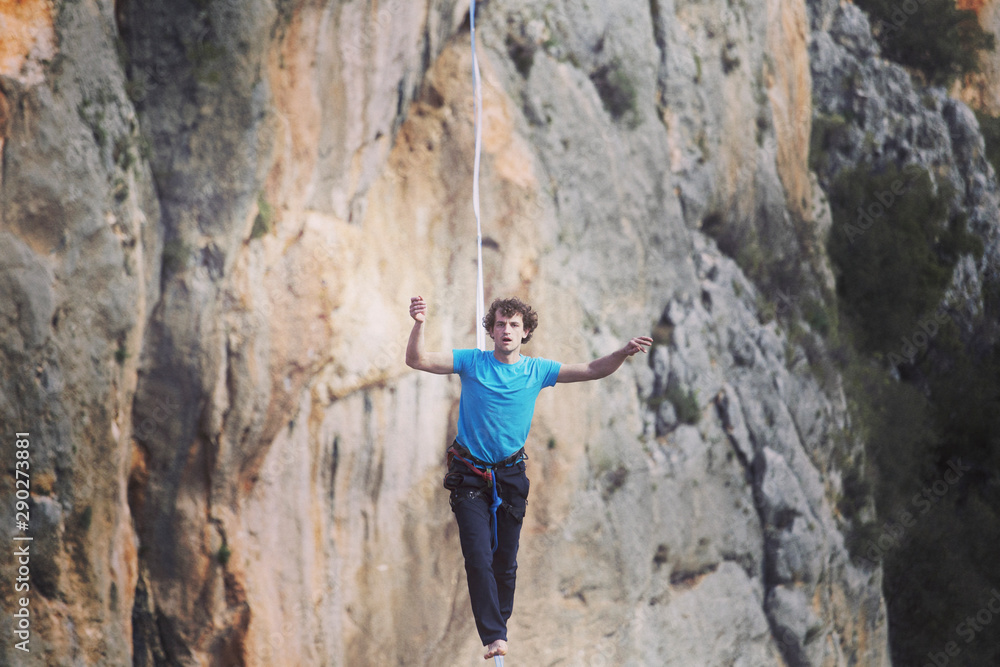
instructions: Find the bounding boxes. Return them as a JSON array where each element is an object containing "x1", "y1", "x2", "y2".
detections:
[
  {"x1": 541, "y1": 358, "x2": 561, "y2": 388},
  {"x1": 452, "y1": 348, "x2": 473, "y2": 376}
]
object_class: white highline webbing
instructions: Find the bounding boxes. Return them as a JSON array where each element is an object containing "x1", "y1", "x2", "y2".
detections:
[{"x1": 471, "y1": 0, "x2": 486, "y2": 351}]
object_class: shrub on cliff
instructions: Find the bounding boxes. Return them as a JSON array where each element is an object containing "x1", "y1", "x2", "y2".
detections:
[
  {"x1": 827, "y1": 162, "x2": 1000, "y2": 665},
  {"x1": 826, "y1": 164, "x2": 980, "y2": 355},
  {"x1": 857, "y1": 0, "x2": 995, "y2": 87},
  {"x1": 975, "y1": 110, "x2": 1000, "y2": 180}
]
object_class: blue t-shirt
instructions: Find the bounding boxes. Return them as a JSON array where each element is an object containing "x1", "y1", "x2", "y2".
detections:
[{"x1": 452, "y1": 348, "x2": 561, "y2": 463}]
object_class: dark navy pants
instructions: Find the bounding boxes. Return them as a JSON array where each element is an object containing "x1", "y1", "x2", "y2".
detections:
[{"x1": 448, "y1": 457, "x2": 530, "y2": 646}]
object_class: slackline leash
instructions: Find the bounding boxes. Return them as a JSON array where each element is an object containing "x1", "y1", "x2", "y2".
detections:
[
  {"x1": 471, "y1": 0, "x2": 486, "y2": 351},
  {"x1": 488, "y1": 474, "x2": 502, "y2": 553}
]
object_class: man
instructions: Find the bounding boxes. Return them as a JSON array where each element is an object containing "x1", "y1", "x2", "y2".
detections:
[{"x1": 406, "y1": 295, "x2": 652, "y2": 660}]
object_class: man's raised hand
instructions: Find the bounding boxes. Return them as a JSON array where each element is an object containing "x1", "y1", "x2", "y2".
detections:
[
  {"x1": 410, "y1": 296, "x2": 427, "y2": 322},
  {"x1": 406, "y1": 296, "x2": 453, "y2": 374},
  {"x1": 623, "y1": 336, "x2": 653, "y2": 356}
]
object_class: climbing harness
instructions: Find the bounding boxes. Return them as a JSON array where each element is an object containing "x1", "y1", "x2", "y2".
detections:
[
  {"x1": 447, "y1": 444, "x2": 526, "y2": 480},
  {"x1": 445, "y1": 443, "x2": 526, "y2": 553},
  {"x1": 471, "y1": 0, "x2": 486, "y2": 351}
]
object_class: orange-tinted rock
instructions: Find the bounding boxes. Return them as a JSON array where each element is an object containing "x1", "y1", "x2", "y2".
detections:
[
  {"x1": 0, "y1": 0, "x2": 56, "y2": 84},
  {"x1": 955, "y1": 0, "x2": 1000, "y2": 114}
]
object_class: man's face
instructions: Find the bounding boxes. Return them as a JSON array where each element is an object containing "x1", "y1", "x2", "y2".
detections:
[{"x1": 490, "y1": 311, "x2": 528, "y2": 353}]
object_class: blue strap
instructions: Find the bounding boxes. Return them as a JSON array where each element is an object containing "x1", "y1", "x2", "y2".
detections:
[{"x1": 489, "y1": 469, "x2": 502, "y2": 553}]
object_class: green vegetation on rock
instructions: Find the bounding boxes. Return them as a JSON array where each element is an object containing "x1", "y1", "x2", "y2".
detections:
[
  {"x1": 975, "y1": 109, "x2": 1000, "y2": 180},
  {"x1": 826, "y1": 164, "x2": 980, "y2": 355},
  {"x1": 825, "y1": 162, "x2": 1000, "y2": 666},
  {"x1": 855, "y1": 0, "x2": 995, "y2": 87}
]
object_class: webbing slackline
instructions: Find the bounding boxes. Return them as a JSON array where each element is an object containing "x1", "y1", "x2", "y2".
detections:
[
  {"x1": 471, "y1": 0, "x2": 486, "y2": 352},
  {"x1": 472, "y1": 9, "x2": 501, "y2": 661},
  {"x1": 471, "y1": 7, "x2": 502, "y2": 662}
]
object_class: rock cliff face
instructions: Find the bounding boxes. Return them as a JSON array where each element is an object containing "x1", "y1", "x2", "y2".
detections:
[
  {"x1": 0, "y1": 0, "x2": 994, "y2": 665},
  {"x1": 808, "y1": 1, "x2": 1000, "y2": 326}
]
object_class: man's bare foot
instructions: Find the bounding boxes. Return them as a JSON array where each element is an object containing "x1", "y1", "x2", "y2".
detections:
[{"x1": 484, "y1": 639, "x2": 508, "y2": 659}]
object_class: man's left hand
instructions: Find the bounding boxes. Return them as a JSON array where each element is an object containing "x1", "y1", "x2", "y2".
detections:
[{"x1": 623, "y1": 336, "x2": 654, "y2": 356}]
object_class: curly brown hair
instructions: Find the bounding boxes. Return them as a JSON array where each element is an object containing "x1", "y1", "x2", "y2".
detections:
[{"x1": 483, "y1": 297, "x2": 539, "y2": 344}]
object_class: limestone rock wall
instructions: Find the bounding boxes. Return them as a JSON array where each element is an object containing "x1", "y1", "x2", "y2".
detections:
[
  {"x1": 2, "y1": 0, "x2": 991, "y2": 664},
  {"x1": 1, "y1": 0, "x2": 156, "y2": 662}
]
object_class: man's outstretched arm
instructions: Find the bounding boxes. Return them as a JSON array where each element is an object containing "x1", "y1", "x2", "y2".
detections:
[
  {"x1": 405, "y1": 296, "x2": 454, "y2": 374},
  {"x1": 557, "y1": 336, "x2": 653, "y2": 383}
]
